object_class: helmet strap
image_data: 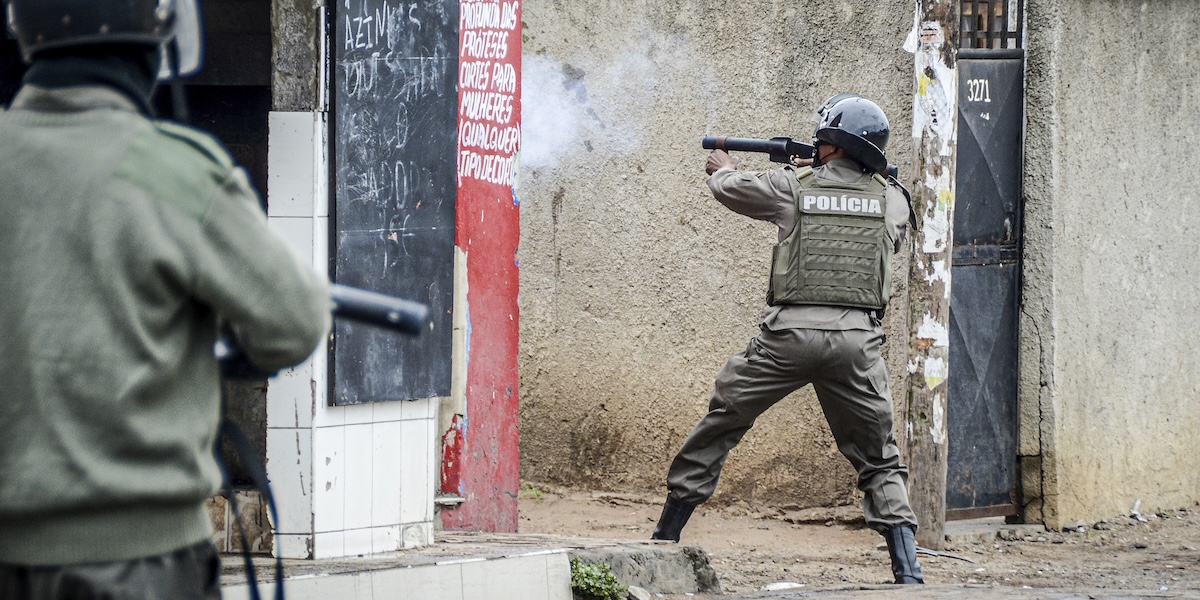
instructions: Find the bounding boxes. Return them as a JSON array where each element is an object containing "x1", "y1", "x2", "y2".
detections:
[
  {"x1": 811, "y1": 141, "x2": 826, "y2": 167},
  {"x1": 166, "y1": 42, "x2": 190, "y2": 123}
]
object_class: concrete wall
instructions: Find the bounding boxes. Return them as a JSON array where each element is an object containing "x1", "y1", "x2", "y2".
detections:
[
  {"x1": 518, "y1": 1, "x2": 916, "y2": 508},
  {"x1": 1021, "y1": 0, "x2": 1200, "y2": 528}
]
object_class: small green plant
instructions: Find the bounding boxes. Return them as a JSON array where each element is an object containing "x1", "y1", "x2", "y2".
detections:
[
  {"x1": 570, "y1": 557, "x2": 627, "y2": 600},
  {"x1": 520, "y1": 482, "x2": 544, "y2": 503}
]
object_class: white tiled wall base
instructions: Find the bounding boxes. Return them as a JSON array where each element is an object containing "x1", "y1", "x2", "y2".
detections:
[
  {"x1": 306, "y1": 523, "x2": 433, "y2": 560},
  {"x1": 261, "y1": 111, "x2": 438, "y2": 561},
  {"x1": 222, "y1": 551, "x2": 572, "y2": 600},
  {"x1": 274, "y1": 533, "x2": 314, "y2": 560},
  {"x1": 310, "y1": 402, "x2": 437, "y2": 558}
]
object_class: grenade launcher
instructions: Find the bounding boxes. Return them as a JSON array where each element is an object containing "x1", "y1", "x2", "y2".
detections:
[
  {"x1": 702, "y1": 135, "x2": 814, "y2": 164},
  {"x1": 701, "y1": 135, "x2": 899, "y2": 179}
]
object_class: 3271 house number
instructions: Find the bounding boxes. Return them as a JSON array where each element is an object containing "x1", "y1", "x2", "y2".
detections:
[
  {"x1": 967, "y1": 78, "x2": 992, "y2": 103},
  {"x1": 967, "y1": 77, "x2": 992, "y2": 120}
]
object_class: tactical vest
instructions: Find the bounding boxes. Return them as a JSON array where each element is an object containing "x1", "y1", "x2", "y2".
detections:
[{"x1": 767, "y1": 167, "x2": 891, "y2": 310}]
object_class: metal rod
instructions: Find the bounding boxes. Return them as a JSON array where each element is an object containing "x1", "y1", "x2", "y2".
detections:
[
  {"x1": 1016, "y1": 0, "x2": 1024, "y2": 47},
  {"x1": 961, "y1": 16, "x2": 972, "y2": 49},
  {"x1": 1000, "y1": 0, "x2": 1010, "y2": 48},
  {"x1": 977, "y1": 0, "x2": 986, "y2": 48}
]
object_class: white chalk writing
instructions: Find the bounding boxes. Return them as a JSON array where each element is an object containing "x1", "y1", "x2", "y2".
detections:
[{"x1": 343, "y1": 1, "x2": 424, "y2": 52}]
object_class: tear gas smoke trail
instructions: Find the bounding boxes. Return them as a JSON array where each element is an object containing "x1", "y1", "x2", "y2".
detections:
[{"x1": 521, "y1": 55, "x2": 585, "y2": 170}]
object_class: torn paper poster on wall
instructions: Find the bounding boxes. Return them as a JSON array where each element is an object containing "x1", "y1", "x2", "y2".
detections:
[{"x1": 907, "y1": 20, "x2": 957, "y2": 156}]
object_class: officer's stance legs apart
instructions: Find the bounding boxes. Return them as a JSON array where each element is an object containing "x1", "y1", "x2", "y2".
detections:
[{"x1": 653, "y1": 95, "x2": 923, "y2": 584}]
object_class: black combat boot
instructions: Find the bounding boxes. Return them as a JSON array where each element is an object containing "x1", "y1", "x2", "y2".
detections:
[
  {"x1": 882, "y1": 524, "x2": 925, "y2": 584},
  {"x1": 651, "y1": 495, "x2": 696, "y2": 542}
]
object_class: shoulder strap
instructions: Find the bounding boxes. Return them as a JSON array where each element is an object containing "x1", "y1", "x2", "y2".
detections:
[
  {"x1": 887, "y1": 175, "x2": 919, "y2": 230},
  {"x1": 154, "y1": 120, "x2": 235, "y2": 171},
  {"x1": 792, "y1": 166, "x2": 816, "y2": 188}
]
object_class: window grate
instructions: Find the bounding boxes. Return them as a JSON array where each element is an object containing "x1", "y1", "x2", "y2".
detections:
[{"x1": 960, "y1": 0, "x2": 1023, "y2": 49}]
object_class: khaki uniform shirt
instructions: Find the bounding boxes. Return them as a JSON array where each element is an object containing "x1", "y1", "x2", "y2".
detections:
[{"x1": 707, "y1": 157, "x2": 910, "y2": 331}]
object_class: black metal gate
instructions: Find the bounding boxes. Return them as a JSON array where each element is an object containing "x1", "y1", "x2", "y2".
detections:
[{"x1": 946, "y1": 49, "x2": 1025, "y2": 519}]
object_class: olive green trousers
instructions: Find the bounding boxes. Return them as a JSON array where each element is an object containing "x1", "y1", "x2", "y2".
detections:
[{"x1": 666, "y1": 326, "x2": 918, "y2": 532}]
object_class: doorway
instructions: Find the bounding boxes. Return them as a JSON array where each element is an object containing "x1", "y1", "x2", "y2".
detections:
[{"x1": 946, "y1": 1, "x2": 1026, "y2": 520}]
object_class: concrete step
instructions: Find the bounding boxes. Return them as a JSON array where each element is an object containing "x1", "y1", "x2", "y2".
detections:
[
  {"x1": 944, "y1": 517, "x2": 1046, "y2": 545},
  {"x1": 219, "y1": 532, "x2": 719, "y2": 600}
]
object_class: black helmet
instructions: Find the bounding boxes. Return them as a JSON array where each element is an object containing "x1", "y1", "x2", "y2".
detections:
[
  {"x1": 815, "y1": 92, "x2": 860, "y2": 121},
  {"x1": 4, "y1": 0, "x2": 202, "y2": 78},
  {"x1": 812, "y1": 96, "x2": 890, "y2": 174}
]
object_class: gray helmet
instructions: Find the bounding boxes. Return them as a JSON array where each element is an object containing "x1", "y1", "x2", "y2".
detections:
[
  {"x1": 812, "y1": 95, "x2": 890, "y2": 174},
  {"x1": 4, "y1": 0, "x2": 202, "y2": 78}
]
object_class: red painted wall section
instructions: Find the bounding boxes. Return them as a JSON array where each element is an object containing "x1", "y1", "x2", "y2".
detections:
[{"x1": 443, "y1": 0, "x2": 521, "y2": 532}]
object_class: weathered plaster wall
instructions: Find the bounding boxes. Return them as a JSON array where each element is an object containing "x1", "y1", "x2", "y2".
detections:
[
  {"x1": 518, "y1": 1, "x2": 916, "y2": 508},
  {"x1": 1022, "y1": 0, "x2": 1200, "y2": 528}
]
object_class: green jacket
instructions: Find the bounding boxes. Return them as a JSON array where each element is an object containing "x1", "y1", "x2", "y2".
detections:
[{"x1": 0, "y1": 85, "x2": 330, "y2": 565}]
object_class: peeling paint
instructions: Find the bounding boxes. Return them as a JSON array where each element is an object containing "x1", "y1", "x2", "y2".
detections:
[
  {"x1": 440, "y1": 414, "x2": 468, "y2": 497},
  {"x1": 905, "y1": 3, "x2": 959, "y2": 517},
  {"x1": 902, "y1": 3, "x2": 922, "y2": 53},
  {"x1": 448, "y1": 10, "x2": 523, "y2": 529},
  {"x1": 916, "y1": 313, "x2": 950, "y2": 348},
  {"x1": 463, "y1": 298, "x2": 472, "y2": 371},
  {"x1": 924, "y1": 259, "x2": 950, "y2": 287},
  {"x1": 936, "y1": 186, "x2": 954, "y2": 213},
  {"x1": 923, "y1": 356, "x2": 948, "y2": 391},
  {"x1": 919, "y1": 22, "x2": 945, "y2": 47},
  {"x1": 922, "y1": 207, "x2": 950, "y2": 254},
  {"x1": 909, "y1": 21, "x2": 957, "y2": 155},
  {"x1": 921, "y1": 170, "x2": 954, "y2": 254},
  {"x1": 930, "y1": 391, "x2": 947, "y2": 445}
]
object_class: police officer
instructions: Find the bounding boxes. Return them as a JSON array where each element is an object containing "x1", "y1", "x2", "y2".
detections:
[
  {"x1": 651, "y1": 95, "x2": 924, "y2": 585},
  {"x1": 0, "y1": 1, "x2": 330, "y2": 597}
]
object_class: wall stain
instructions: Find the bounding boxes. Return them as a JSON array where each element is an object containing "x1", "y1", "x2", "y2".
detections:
[{"x1": 564, "y1": 412, "x2": 627, "y2": 488}]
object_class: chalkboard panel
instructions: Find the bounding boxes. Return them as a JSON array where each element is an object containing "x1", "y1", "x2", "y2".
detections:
[{"x1": 332, "y1": 0, "x2": 458, "y2": 404}]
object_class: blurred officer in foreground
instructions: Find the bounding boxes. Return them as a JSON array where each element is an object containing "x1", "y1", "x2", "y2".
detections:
[
  {"x1": 0, "y1": 1, "x2": 330, "y2": 597},
  {"x1": 652, "y1": 95, "x2": 924, "y2": 585}
]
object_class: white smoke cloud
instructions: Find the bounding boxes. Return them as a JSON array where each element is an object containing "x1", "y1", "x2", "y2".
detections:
[
  {"x1": 520, "y1": 33, "x2": 719, "y2": 170},
  {"x1": 520, "y1": 54, "x2": 586, "y2": 170}
]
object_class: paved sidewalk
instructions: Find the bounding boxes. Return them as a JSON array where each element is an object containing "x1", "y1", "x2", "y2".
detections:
[
  {"x1": 219, "y1": 532, "x2": 714, "y2": 599},
  {"x1": 671, "y1": 584, "x2": 1183, "y2": 599},
  {"x1": 216, "y1": 527, "x2": 1196, "y2": 599}
]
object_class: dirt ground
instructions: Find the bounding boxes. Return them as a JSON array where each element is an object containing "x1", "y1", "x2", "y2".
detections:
[{"x1": 517, "y1": 484, "x2": 1200, "y2": 597}]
